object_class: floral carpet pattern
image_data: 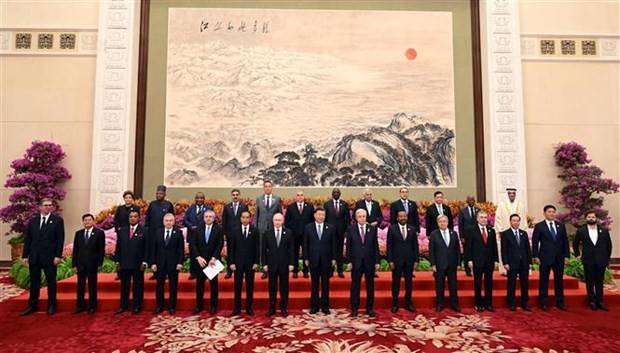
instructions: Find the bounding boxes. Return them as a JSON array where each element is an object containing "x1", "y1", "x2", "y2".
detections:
[{"x1": 0, "y1": 271, "x2": 24, "y2": 302}]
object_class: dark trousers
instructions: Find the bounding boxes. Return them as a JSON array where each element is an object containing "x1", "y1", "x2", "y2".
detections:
[
  {"x1": 391, "y1": 263, "x2": 413, "y2": 306},
  {"x1": 539, "y1": 262, "x2": 564, "y2": 306},
  {"x1": 268, "y1": 266, "x2": 289, "y2": 310},
  {"x1": 335, "y1": 233, "x2": 345, "y2": 273},
  {"x1": 473, "y1": 263, "x2": 494, "y2": 307},
  {"x1": 350, "y1": 262, "x2": 375, "y2": 311},
  {"x1": 584, "y1": 262, "x2": 606, "y2": 304},
  {"x1": 434, "y1": 267, "x2": 459, "y2": 307},
  {"x1": 293, "y1": 235, "x2": 308, "y2": 274},
  {"x1": 119, "y1": 269, "x2": 144, "y2": 309},
  {"x1": 310, "y1": 265, "x2": 331, "y2": 310},
  {"x1": 233, "y1": 264, "x2": 255, "y2": 310},
  {"x1": 76, "y1": 267, "x2": 98, "y2": 309},
  {"x1": 155, "y1": 269, "x2": 179, "y2": 309},
  {"x1": 461, "y1": 241, "x2": 472, "y2": 275},
  {"x1": 226, "y1": 234, "x2": 233, "y2": 275},
  {"x1": 187, "y1": 233, "x2": 198, "y2": 275},
  {"x1": 195, "y1": 271, "x2": 218, "y2": 309},
  {"x1": 28, "y1": 263, "x2": 57, "y2": 308},
  {"x1": 506, "y1": 264, "x2": 529, "y2": 306}
]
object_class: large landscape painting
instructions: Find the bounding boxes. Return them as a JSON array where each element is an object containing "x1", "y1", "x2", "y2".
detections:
[{"x1": 164, "y1": 8, "x2": 456, "y2": 187}]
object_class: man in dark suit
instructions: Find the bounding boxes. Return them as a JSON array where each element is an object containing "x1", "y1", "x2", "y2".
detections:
[
  {"x1": 222, "y1": 188, "x2": 248, "y2": 279},
  {"x1": 21, "y1": 198, "x2": 65, "y2": 316},
  {"x1": 466, "y1": 210, "x2": 499, "y2": 312},
  {"x1": 71, "y1": 213, "x2": 105, "y2": 314},
  {"x1": 256, "y1": 181, "x2": 282, "y2": 279},
  {"x1": 501, "y1": 214, "x2": 532, "y2": 311},
  {"x1": 324, "y1": 188, "x2": 351, "y2": 278},
  {"x1": 355, "y1": 188, "x2": 383, "y2": 227},
  {"x1": 457, "y1": 195, "x2": 479, "y2": 276},
  {"x1": 285, "y1": 190, "x2": 315, "y2": 278},
  {"x1": 183, "y1": 192, "x2": 213, "y2": 280},
  {"x1": 573, "y1": 211, "x2": 613, "y2": 311},
  {"x1": 387, "y1": 210, "x2": 419, "y2": 313},
  {"x1": 425, "y1": 191, "x2": 454, "y2": 237},
  {"x1": 262, "y1": 213, "x2": 294, "y2": 317},
  {"x1": 347, "y1": 209, "x2": 380, "y2": 317},
  {"x1": 303, "y1": 208, "x2": 336, "y2": 314},
  {"x1": 150, "y1": 213, "x2": 184, "y2": 315},
  {"x1": 428, "y1": 214, "x2": 461, "y2": 312},
  {"x1": 389, "y1": 187, "x2": 420, "y2": 231},
  {"x1": 114, "y1": 210, "x2": 148, "y2": 314},
  {"x1": 145, "y1": 185, "x2": 174, "y2": 280},
  {"x1": 532, "y1": 204, "x2": 570, "y2": 311},
  {"x1": 191, "y1": 210, "x2": 224, "y2": 315},
  {"x1": 228, "y1": 211, "x2": 260, "y2": 316}
]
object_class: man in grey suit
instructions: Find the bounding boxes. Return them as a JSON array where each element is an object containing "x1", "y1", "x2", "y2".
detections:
[{"x1": 255, "y1": 180, "x2": 282, "y2": 279}]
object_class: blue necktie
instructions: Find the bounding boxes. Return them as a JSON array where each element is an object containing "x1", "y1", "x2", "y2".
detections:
[
  {"x1": 403, "y1": 200, "x2": 409, "y2": 214},
  {"x1": 317, "y1": 224, "x2": 322, "y2": 240},
  {"x1": 205, "y1": 226, "x2": 211, "y2": 243},
  {"x1": 549, "y1": 222, "x2": 557, "y2": 240}
]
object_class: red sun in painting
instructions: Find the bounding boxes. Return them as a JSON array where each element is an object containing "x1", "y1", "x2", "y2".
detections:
[{"x1": 405, "y1": 48, "x2": 417, "y2": 60}]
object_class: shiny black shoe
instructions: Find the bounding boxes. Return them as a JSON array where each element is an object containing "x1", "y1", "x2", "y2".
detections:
[
  {"x1": 230, "y1": 308, "x2": 241, "y2": 316},
  {"x1": 590, "y1": 302, "x2": 598, "y2": 311},
  {"x1": 556, "y1": 303, "x2": 567, "y2": 311},
  {"x1": 115, "y1": 308, "x2": 126, "y2": 315},
  {"x1": 20, "y1": 307, "x2": 37, "y2": 316},
  {"x1": 246, "y1": 309, "x2": 255, "y2": 316},
  {"x1": 132, "y1": 307, "x2": 141, "y2": 315},
  {"x1": 168, "y1": 308, "x2": 176, "y2": 315},
  {"x1": 405, "y1": 304, "x2": 416, "y2": 313},
  {"x1": 338, "y1": 272, "x2": 345, "y2": 278},
  {"x1": 322, "y1": 308, "x2": 331, "y2": 315},
  {"x1": 192, "y1": 306, "x2": 202, "y2": 315},
  {"x1": 188, "y1": 274, "x2": 196, "y2": 280},
  {"x1": 281, "y1": 309, "x2": 288, "y2": 317},
  {"x1": 366, "y1": 309, "x2": 376, "y2": 317},
  {"x1": 267, "y1": 308, "x2": 276, "y2": 317},
  {"x1": 435, "y1": 305, "x2": 444, "y2": 312},
  {"x1": 73, "y1": 307, "x2": 85, "y2": 315},
  {"x1": 391, "y1": 306, "x2": 398, "y2": 313},
  {"x1": 210, "y1": 306, "x2": 217, "y2": 315},
  {"x1": 88, "y1": 308, "x2": 96, "y2": 315},
  {"x1": 509, "y1": 305, "x2": 516, "y2": 312},
  {"x1": 541, "y1": 304, "x2": 549, "y2": 311},
  {"x1": 475, "y1": 306, "x2": 484, "y2": 312},
  {"x1": 310, "y1": 308, "x2": 319, "y2": 314},
  {"x1": 303, "y1": 272, "x2": 309, "y2": 278},
  {"x1": 154, "y1": 306, "x2": 164, "y2": 315},
  {"x1": 149, "y1": 274, "x2": 156, "y2": 280},
  {"x1": 451, "y1": 305, "x2": 461, "y2": 312},
  {"x1": 485, "y1": 306, "x2": 495, "y2": 312},
  {"x1": 47, "y1": 305, "x2": 56, "y2": 316},
  {"x1": 352, "y1": 309, "x2": 358, "y2": 317},
  {"x1": 598, "y1": 303, "x2": 610, "y2": 311},
  {"x1": 521, "y1": 305, "x2": 532, "y2": 312},
  {"x1": 292, "y1": 272, "x2": 298, "y2": 279}
]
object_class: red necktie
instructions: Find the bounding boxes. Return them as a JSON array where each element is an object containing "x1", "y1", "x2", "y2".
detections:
[
  {"x1": 129, "y1": 226, "x2": 135, "y2": 239},
  {"x1": 335, "y1": 201, "x2": 340, "y2": 214},
  {"x1": 298, "y1": 203, "x2": 303, "y2": 214},
  {"x1": 401, "y1": 226, "x2": 406, "y2": 240},
  {"x1": 481, "y1": 227, "x2": 488, "y2": 245},
  {"x1": 360, "y1": 226, "x2": 365, "y2": 244}
]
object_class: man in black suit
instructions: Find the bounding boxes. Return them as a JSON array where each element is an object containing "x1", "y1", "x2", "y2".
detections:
[
  {"x1": 532, "y1": 204, "x2": 570, "y2": 311},
  {"x1": 262, "y1": 213, "x2": 294, "y2": 317},
  {"x1": 114, "y1": 210, "x2": 148, "y2": 314},
  {"x1": 457, "y1": 195, "x2": 479, "y2": 276},
  {"x1": 387, "y1": 210, "x2": 419, "y2": 313},
  {"x1": 389, "y1": 187, "x2": 420, "y2": 232},
  {"x1": 191, "y1": 210, "x2": 224, "y2": 315},
  {"x1": 285, "y1": 190, "x2": 315, "y2": 278},
  {"x1": 425, "y1": 191, "x2": 453, "y2": 238},
  {"x1": 222, "y1": 188, "x2": 248, "y2": 279},
  {"x1": 303, "y1": 208, "x2": 336, "y2": 315},
  {"x1": 573, "y1": 211, "x2": 613, "y2": 311},
  {"x1": 228, "y1": 211, "x2": 260, "y2": 316},
  {"x1": 466, "y1": 210, "x2": 499, "y2": 312},
  {"x1": 71, "y1": 214, "x2": 105, "y2": 314},
  {"x1": 347, "y1": 209, "x2": 380, "y2": 317},
  {"x1": 183, "y1": 192, "x2": 212, "y2": 280},
  {"x1": 21, "y1": 198, "x2": 65, "y2": 316},
  {"x1": 428, "y1": 215, "x2": 461, "y2": 312},
  {"x1": 145, "y1": 185, "x2": 174, "y2": 280},
  {"x1": 501, "y1": 214, "x2": 532, "y2": 311},
  {"x1": 355, "y1": 188, "x2": 383, "y2": 227},
  {"x1": 150, "y1": 213, "x2": 184, "y2": 315},
  {"x1": 324, "y1": 188, "x2": 351, "y2": 278}
]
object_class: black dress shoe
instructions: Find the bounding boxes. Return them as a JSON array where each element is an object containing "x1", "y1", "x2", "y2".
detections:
[
  {"x1": 391, "y1": 306, "x2": 398, "y2": 313},
  {"x1": 261, "y1": 272, "x2": 268, "y2": 280},
  {"x1": 47, "y1": 305, "x2": 56, "y2": 316},
  {"x1": 88, "y1": 308, "x2": 96, "y2": 315},
  {"x1": 246, "y1": 309, "x2": 255, "y2": 316},
  {"x1": 149, "y1": 274, "x2": 156, "y2": 280},
  {"x1": 310, "y1": 308, "x2": 319, "y2": 314},
  {"x1": 590, "y1": 302, "x2": 599, "y2": 311},
  {"x1": 267, "y1": 308, "x2": 276, "y2": 317},
  {"x1": 188, "y1": 274, "x2": 196, "y2": 280},
  {"x1": 476, "y1": 306, "x2": 484, "y2": 312},
  {"x1": 405, "y1": 304, "x2": 416, "y2": 313},
  {"x1": 509, "y1": 305, "x2": 516, "y2": 312},
  {"x1": 192, "y1": 307, "x2": 202, "y2": 315},
  {"x1": 132, "y1": 307, "x2": 141, "y2": 314},
  {"x1": 281, "y1": 309, "x2": 288, "y2": 317},
  {"x1": 224, "y1": 272, "x2": 232, "y2": 279},
  {"x1": 352, "y1": 309, "x2": 358, "y2": 317},
  {"x1": 210, "y1": 306, "x2": 217, "y2": 315},
  {"x1": 556, "y1": 303, "x2": 567, "y2": 311},
  {"x1": 115, "y1": 308, "x2": 126, "y2": 315},
  {"x1": 466, "y1": 272, "x2": 472, "y2": 277},
  {"x1": 230, "y1": 309, "x2": 241, "y2": 317},
  {"x1": 73, "y1": 307, "x2": 85, "y2": 315},
  {"x1": 435, "y1": 305, "x2": 444, "y2": 312},
  {"x1": 322, "y1": 309, "x2": 331, "y2": 315},
  {"x1": 485, "y1": 306, "x2": 495, "y2": 312},
  {"x1": 521, "y1": 305, "x2": 532, "y2": 312},
  {"x1": 598, "y1": 303, "x2": 610, "y2": 311},
  {"x1": 541, "y1": 305, "x2": 549, "y2": 311},
  {"x1": 303, "y1": 272, "x2": 309, "y2": 278},
  {"x1": 451, "y1": 305, "x2": 461, "y2": 312},
  {"x1": 366, "y1": 310, "x2": 375, "y2": 317},
  {"x1": 292, "y1": 272, "x2": 298, "y2": 279},
  {"x1": 169, "y1": 308, "x2": 176, "y2": 315},
  {"x1": 20, "y1": 307, "x2": 37, "y2": 316},
  {"x1": 154, "y1": 306, "x2": 164, "y2": 315},
  {"x1": 338, "y1": 272, "x2": 345, "y2": 278}
]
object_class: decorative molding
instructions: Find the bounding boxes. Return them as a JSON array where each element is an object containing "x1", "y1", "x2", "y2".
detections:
[
  {"x1": 90, "y1": 0, "x2": 140, "y2": 211},
  {"x1": 484, "y1": 0, "x2": 528, "y2": 205},
  {"x1": 521, "y1": 34, "x2": 620, "y2": 61},
  {"x1": 0, "y1": 28, "x2": 97, "y2": 56}
]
